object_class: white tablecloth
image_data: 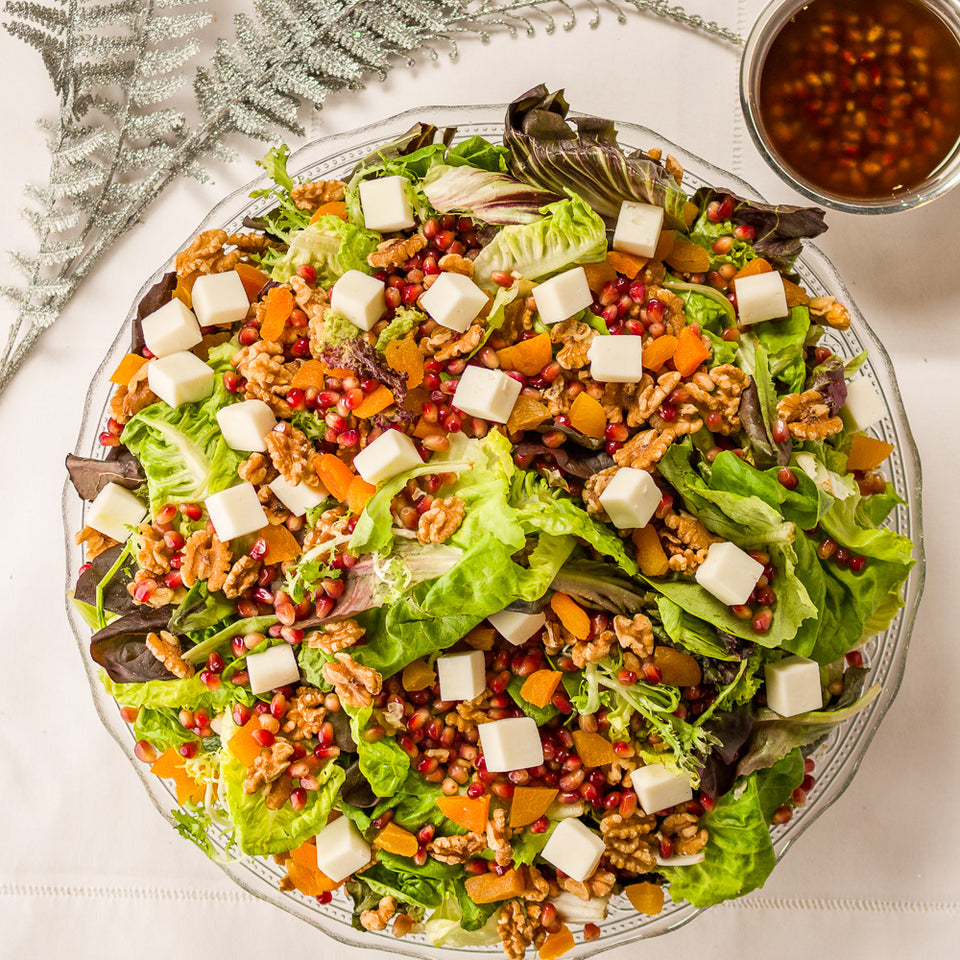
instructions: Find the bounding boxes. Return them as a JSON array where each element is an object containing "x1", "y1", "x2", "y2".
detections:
[{"x1": 1, "y1": 2, "x2": 956, "y2": 957}]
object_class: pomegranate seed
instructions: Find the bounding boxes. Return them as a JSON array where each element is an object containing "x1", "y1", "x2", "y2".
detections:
[
  {"x1": 551, "y1": 692, "x2": 573, "y2": 714},
  {"x1": 250, "y1": 728, "x2": 275, "y2": 749},
  {"x1": 289, "y1": 787, "x2": 307, "y2": 812},
  {"x1": 223, "y1": 371, "x2": 241, "y2": 393},
  {"x1": 584, "y1": 923, "x2": 601, "y2": 942},
  {"x1": 77, "y1": 562, "x2": 93, "y2": 577},
  {"x1": 296, "y1": 263, "x2": 317, "y2": 283},
  {"x1": 435, "y1": 229, "x2": 455, "y2": 250},
  {"x1": 752, "y1": 608, "x2": 773, "y2": 634},
  {"x1": 134, "y1": 740, "x2": 157, "y2": 763},
  {"x1": 618, "y1": 669, "x2": 637, "y2": 685},
  {"x1": 163, "y1": 570, "x2": 183, "y2": 590},
  {"x1": 290, "y1": 336, "x2": 311, "y2": 359},
  {"x1": 717, "y1": 196, "x2": 735, "y2": 219},
  {"x1": 733, "y1": 223, "x2": 756, "y2": 242},
  {"x1": 133, "y1": 580, "x2": 155, "y2": 604},
  {"x1": 642, "y1": 662, "x2": 662, "y2": 684},
  {"x1": 802, "y1": 774, "x2": 816, "y2": 791},
  {"x1": 658, "y1": 838, "x2": 674, "y2": 859},
  {"x1": 777, "y1": 467, "x2": 799, "y2": 489},
  {"x1": 772, "y1": 419, "x2": 791, "y2": 444},
  {"x1": 817, "y1": 537, "x2": 839, "y2": 560},
  {"x1": 804, "y1": 757, "x2": 815, "y2": 774},
  {"x1": 180, "y1": 502, "x2": 202, "y2": 521},
  {"x1": 338, "y1": 428, "x2": 360, "y2": 447},
  {"x1": 317, "y1": 891, "x2": 333, "y2": 905},
  {"x1": 238, "y1": 325, "x2": 259, "y2": 347},
  {"x1": 178, "y1": 741, "x2": 198, "y2": 759},
  {"x1": 466, "y1": 782, "x2": 485, "y2": 799},
  {"x1": 845, "y1": 650, "x2": 864, "y2": 668},
  {"x1": 199, "y1": 670, "x2": 221, "y2": 690},
  {"x1": 772, "y1": 805, "x2": 793, "y2": 825},
  {"x1": 848, "y1": 555, "x2": 866, "y2": 574},
  {"x1": 792, "y1": 786, "x2": 807, "y2": 806},
  {"x1": 289, "y1": 308, "x2": 309, "y2": 329},
  {"x1": 232, "y1": 704, "x2": 251, "y2": 726}
]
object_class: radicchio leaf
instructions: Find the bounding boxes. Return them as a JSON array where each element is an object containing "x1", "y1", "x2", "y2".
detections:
[
  {"x1": 697, "y1": 707, "x2": 757, "y2": 800},
  {"x1": 90, "y1": 609, "x2": 176, "y2": 683},
  {"x1": 513, "y1": 442, "x2": 615, "y2": 480},
  {"x1": 808, "y1": 355, "x2": 848, "y2": 413},
  {"x1": 739, "y1": 380, "x2": 791, "y2": 468},
  {"x1": 341, "y1": 761, "x2": 378, "y2": 807},
  {"x1": 503, "y1": 84, "x2": 694, "y2": 230},
  {"x1": 692, "y1": 187, "x2": 827, "y2": 275},
  {"x1": 74, "y1": 544, "x2": 142, "y2": 617},
  {"x1": 318, "y1": 338, "x2": 407, "y2": 405},
  {"x1": 66, "y1": 451, "x2": 144, "y2": 501},
  {"x1": 549, "y1": 560, "x2": 647, "y2": 615}
]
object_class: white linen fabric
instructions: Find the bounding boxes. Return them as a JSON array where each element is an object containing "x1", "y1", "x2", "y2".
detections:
[{"x1": 1, "y1": 2, "x2": 956, "y2": 957}]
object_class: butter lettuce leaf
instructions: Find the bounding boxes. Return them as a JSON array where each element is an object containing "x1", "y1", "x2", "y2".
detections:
[{"x1": 270, "y1": 215, "x2": 380, "y2": 287}]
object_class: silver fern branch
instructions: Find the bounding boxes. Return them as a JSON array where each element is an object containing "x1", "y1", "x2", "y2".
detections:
[{"x1": 1, "y1": 0, "x2": 740, "y2": 398}]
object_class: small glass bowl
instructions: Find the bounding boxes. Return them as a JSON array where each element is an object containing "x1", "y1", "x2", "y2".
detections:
[{"x1": 740, "y1": 0, "x2": 960, "y2": 214}]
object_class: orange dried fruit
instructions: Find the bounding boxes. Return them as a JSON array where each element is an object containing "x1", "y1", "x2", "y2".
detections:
[
  {"x1": 374, "y1": 822, "x2": 419, "y2": 858},
  {"x1": 549, "y1": 593, "x2": 591, "y2": 641},
  {"x1": 539, "y1": 924, "x2": 575, "y2": 959},
  {"x1": 571, "y1": 730, "x2": 618, "y2": 768},
  {"x1": 259, "y1": 285, "x2": 294, "y2": 342},
  {"x1": 251, "y1": 524, "x2": 302, "y2": 564},
  {"x1": 464, "y1": 868, "x2": 526, "y2": 904},
  {"x1": 642, "y1": 335, "x2": 679, "y2": 373},
  {"x1": 606, "y1": 249, "x2": 648, "y2": 280},
  {"x1": 109, "y1": 353, "x2": 148, "y2": 386},
  {"x1": 846, "y1": 434, "x2": 894, "y2": 472},
  {"x1": 582, "y1": 259, "x2": 619, "y2": 292},
  {"x1": 353, "y1": 385, "x2": 395, "y2": 419},
  {"x1": 665, "y1": 237, "x2": 711, "y2": 274},
  {"x1": 624, "y1": 881, "x2": 665, "y2": 915},
  {"x1": 632, "y1": 525, "x2": 669, "y2": 577},
  {"x1": 569, "y1": 392, "x2": 607, "y2": 440},
  {"x1": 290, "y1": 359, "x2": 326, "y2": 390},
  {"x1": 497, "y1": 332, "x2": 553, "y2": 377},
  {"x1": 314, "y1": 454, "x2": 355, "y2": 503},
  {"x1": 652, "y1": 646, "x2": 702, "y2": 688},
  {"x1": 506, "y1": 395, "x2": 550, "y2": 433},
  {"x1": 673, "y1": 325, "x2": 711, "y2": 378},
  {"x1": 509, "y1": 786, "x2": 559, "y2": 828},
  {"x1": 385, "y1": 336, "x2": 424, "y2": 389},
  {"x1": 518, "y1": 670, "x2": 562, "y2": 709},
  {"x1": 436, "y1": 795, "x2": 489, "y2": 834},
  {"x1": 401, "y1": 659, "x2": 436, "y2": 692},
  {"x1": 235, "y1": 262, "x2": 271, "y2": 302},
  {"x1": 733, "y1": 257, "x2": 772, "y2": 281}
]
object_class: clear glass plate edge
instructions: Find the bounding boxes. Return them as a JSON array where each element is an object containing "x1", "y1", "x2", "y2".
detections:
[{"x1": 61, "y1": 102, "x2": 926, "y2": 958}]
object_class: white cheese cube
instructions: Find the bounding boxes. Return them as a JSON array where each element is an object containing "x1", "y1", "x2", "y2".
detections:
[
  {"x1": 765, "y1": 655, "x2": 823, "y2": 717},
  {"x1": 734, "y1": 270, "x2": 789, "y2": 326},
  {"x1": 598, "y1": 467, "x2": 661, "y2": 529},
  {"x1": 478, "y1": 717, "x2": 544, "y2": 772},
  {"x1": 190, "y1": 271, "x2": 250, "y2": 327},
  {"x1": 314, "y1": 815, "x2": 372, "y2": 883},
  {"x1": 541, "y1": 818, "x2": 606, "y2": 883},
  {"x1": 268, "y1": 475, "x2": 329, "y2": 517},
  {"x1": 487, "y1": 609, "x2": 546, "y2": 646},
  {"x1": 632, "y1": 764, "x2": 693, "y2": 815},
  {"x1": 215, "y1": 399, "x2": 277, "y2": 452},
  {"x1": 246, "y1": 643, "x2": 301, "y2": 695},
  {"x1": 147, "y1": 351, "x2": 215, "y2": 408},
  {"x1": 587, "y1": 334, "x2": 643, "y2": 383},
  {"x1": 452, "y1": 366, "x2": 522, "y2": 424},
  {"x1": 86, "y1": 482, "x2": 147, "y2": 542},
  {"x1": 436, "y1": 650, "x2": 486, "y2": 702},
  {"x1": 330, "y1": 270, "x2": 386, "y2": 332},
  {"x1": 419, "y1": 271, "x2": 489, "y2": 333},
  {"x1": 204, "y1": 482, "x2": 268, "y2": 541},
  {"x1": 359, "y1": 175, "x2": 415, "y2": 232},
  {"x1": 141, "y1": 298, "x2": 202, "y2": 358},
  {"x1": 842, "y1": 377, "x2": 886, "y2": 431},
  {"x1": 352, "y1": 429, "x2": 422, "y2": 485},
  {"x1": 612, "y1": 201, "x2": 665, "y2": 259},
  {"x1": 533, "y1": 267, "x2": 594, "y2": 325},
  {"x1": 694, "y1": 540, "x2": 764, "y2": 606}
]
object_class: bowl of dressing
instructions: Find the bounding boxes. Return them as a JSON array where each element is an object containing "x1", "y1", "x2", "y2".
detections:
[{"x1": 740, "y1": 0, "x2": 960, "y2": 213}]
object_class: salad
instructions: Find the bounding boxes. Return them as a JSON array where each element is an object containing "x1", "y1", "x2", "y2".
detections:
[{"x1": 68, "y1": 86, "x2": 915, "y2": 957}]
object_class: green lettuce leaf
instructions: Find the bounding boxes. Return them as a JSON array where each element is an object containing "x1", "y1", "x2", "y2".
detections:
[
  {"x1": 746, "y1": 306, "x2": 811, "y2": 394},
  {"x1": 133, "y1": 707, "x2": 197, "y2": 751},
  {"x1": 350, "y1": 705, "x2": 410, "y2": 798},
  {"x1": 375, "y1": 306, "x2": 424, "y2": 351},
  {"x1": 270, "y1": 215, "x2": 380, "y2": 287},
  {"x1": 660, "y1": 773, "x2": 775, "y2": 907},
  {"x1": 100, "y1": 672, "x2": 254, "y2": 712},
  {"x1": 755, "y1": 748, "x2": 805, "y2": 822}
]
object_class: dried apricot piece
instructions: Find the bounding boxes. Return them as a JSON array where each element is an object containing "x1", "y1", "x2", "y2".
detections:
[{"x1": 569, "y1": 392, "x2": 607, "y2": 439}]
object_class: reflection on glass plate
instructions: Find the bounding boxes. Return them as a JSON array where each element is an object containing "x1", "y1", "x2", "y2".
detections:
[{"x1": 62, "y1": 105, "x2": 925, "y2": 958}]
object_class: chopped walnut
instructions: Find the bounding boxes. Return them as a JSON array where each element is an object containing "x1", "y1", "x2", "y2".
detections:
[
  {"x1": 606, "y1": 754, "x2": 638, "y2": 787},
  {"x1": 684, "y1": 364, "x2": 750, "y2": 436},
  {"x1": 360, "y1": 895, "x2": 398, "y2": 932},
  {"x1": 110, "y1": 362, "x2": 157, "y2": 425},
  {"x1": 450, "y1": 689, "x2": 493, "y2": 731},
  {"x1": 292, "y1": 275, "x2": 331, "y2": 326},
  {"x1": 486, "y1": 808, "x2": 513, "y2": 867},
  {"x1": 542, "y1": 376, "x2": 572, "y2": 418},
  {"x1": 145, "y1": 630, "x2": 194, "y2": 679},
  {"x1": 542, "y1": 611, "x2": 573, "y2": 657},
  {"x1": 557, "y1": 865, "x2": 617, "y2": 901},
  {"x1": 263, "y1": 774, "x2": 295, "y2": 810},
  {"x1": 497, "y1": 901, "x2": 537, "y2": 960},
  {"x1": 135, "y1": 524, "x2": 171, "y2": 576},
  {"x1": 232, "y1": 340, "x2": 298, "y2": 417},
  {"x1": 582, "y1": 466, "x2": 619, "y2": 521},
  {"x1": 550, "y1": 318, "x2": 594, "y2": 370},
  {"x1": 282, "y1": 687, "x2": 327, "y2": 739},
  {"x1": 648, "y1": 286, "x2": 689, "y2": 338},
  {"x1": 521, "y1": 864, "x2": 551, "y2": 903},
  {"x1": 427, "y1": 832, "x2": 487, "y2": 864},
  {"x1": 603, "y1": 371, "x2": 681, "y2": 428},
  {"x1": 321, "y1": 652, "x2": 382, "y2": 710},
  {"x1": 243, "y1": 740, "x2": 295, "y2": 793},
  {"x1": 809, "y1": 295, "x2": 851, "y2": 330},
  {"x1": 307, "y1": 618, "x2": 365, "y2": 653},
  {"x1": 438, "y1": 253, "x2": 475, "y2": 277},
  {"x1": 302, "y1": 505, "x2": 352, "y2": 558},
  {"x1": 238, "y1": 452, "x2": 274, "y2": 485},
  {"x1": 425, "y1": 324, "x2": 485, "y2": 362},
  {"x1": 417, "y1": 496, "x2": 465, "y2": 544},
  {"x1": 600, "y1": 811, "x2": 657, "y2": 873},
  {"x1": 181, "y1": 529, "x2": 232, "y2": 590},
  {"x1": 265, "y1": 423, "x2": 317, "y2": 486},
  {"x1": 571, "y1": 627, "x2": 616, "y2": 670},
  {"x1": 223, "y1": 556, "x2": 261, "y2": 599},
  {"x1": 613, "y1": 613, "x2": 655, "y2": 658},
  {"x1": 660, "y1": 510, "x2": 720, "y2": 573},
  {"x1": 75, "y1": 525, "x2": 117, "y2": 561},
  {"x1": 367, "y1": 234, "x2": 427, "y2": 269},
  {"x1": 776, "y1": 390, "x2": 844, "y2": 440},
  {"x1": 175, "y1": 229, "x2": 269, "y2": 277},
  {"x1": 290, "y1": 178, "x2": 345, "y2": 211},
  {"x1": 660, "y1": 812, "x2": 709, "y2": 857},
  {"x1": 665, "y1": 154, "x2": 684, "y2": 185},
  {"x1": 614, "y1": 427, "x2": 676, "y2": 471}
]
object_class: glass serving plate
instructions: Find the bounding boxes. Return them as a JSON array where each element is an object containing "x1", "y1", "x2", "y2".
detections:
[{"x1": 62, "y1": 104, "x2": 925, "y2": 958}]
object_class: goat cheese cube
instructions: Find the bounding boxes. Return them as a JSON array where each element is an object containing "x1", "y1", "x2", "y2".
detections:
[
  {"x1": 353, "y1": 429, "x2": 422, "y2": 485},
  {"x1": 541, "y1": 818, "x2": 606, "y2": 883},
  {"x1": 452, "y1": 367, "x2": 522, "y2": 424},
  {"x1": 268, "y1": 475, "x2": 328, "y2": 517},
  {"x1": 478, "y1": 717, "x2": 544, "y2": 772},
  {"x1": 191, "y1": 271, "x2": 250, "y2": 327},
  {"x1": 436, "y1": 650, "x2": 486, "y2": 702},
  {"x1": 216, "y1": 399, "x2": 277, "y2": 452},
  {"x1": 359, "y1": 175, "x2": 415, "y2": 232},
  {"x1": 141, "y1": 298, "x2": 202, "y2": 358},
  {"x1": 533, "y1": 267, "x2": 594, "y2": 325},
  {"x1": 598, "y1": 467, "x2": 661, "y2": 529},
  {"x1": 842, "y1": 377, "x2": 887, "y2": 431},
  {"x1": 330, "y1": 270, "x2": 386, "y2": 332},
  {"x1": 765, "y1": 655, "x2": 823, "y2": 717},
  {"x1": 632, "y1": 764, "x2": 693, "y2": 815},
  {"x1": 314, "y1": 815, "x2": 372, "y2": 883},
  {"x1": 204, "y1": 482, "x2": 268, "y2": 541},
  {"x1": 612, "y1": 201, "x2": 665, "y2": 259},
  {"x1": 419, "y1": 271, "x2": 489, "y2": 333},
  {"x1": 733, "y1": 270, "x2": 789, "y2": 326},
  {"x1": 695, "y1": 540, "x2": 764, "y2": 606},
  {"x1": 246, "y1": 643, "x2": 301, "y2": 695},
  {"x1": 86, "y1": 482, "x2": 147, "y2": 542},
  {"x1": 147, "y1": 351, "x2": 215, "y2": 408},
  {"x1": 587, "y1": 334, "x2": 643, "y2": 383},
  {"x1": 487, "y1": 609, "x2": 546, "y2": 646}
]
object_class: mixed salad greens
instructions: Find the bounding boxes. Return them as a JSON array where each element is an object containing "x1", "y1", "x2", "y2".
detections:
[{"x1": 68, "y1": 86, "x2": 915, "y2": 956}]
